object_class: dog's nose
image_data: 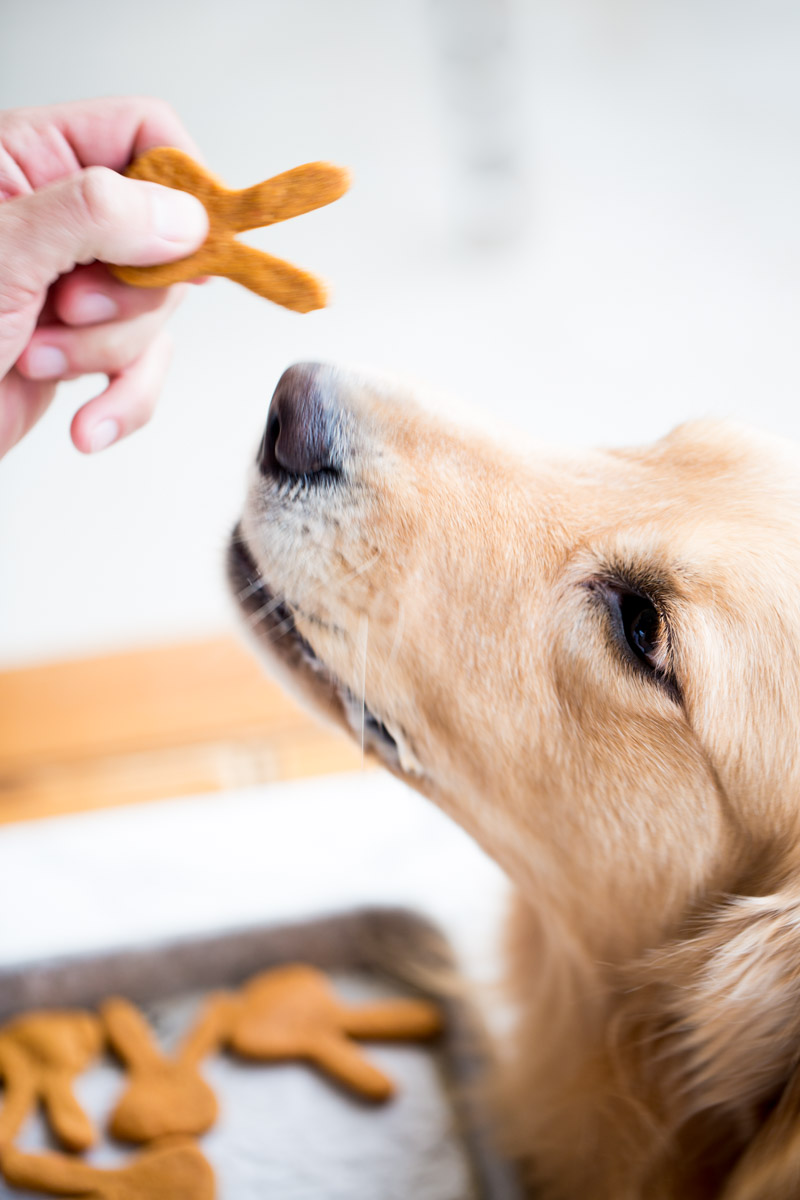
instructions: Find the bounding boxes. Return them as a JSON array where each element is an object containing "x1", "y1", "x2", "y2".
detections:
[{"x1": 258, "y1": 363, "x2": 340, "y2": 479}]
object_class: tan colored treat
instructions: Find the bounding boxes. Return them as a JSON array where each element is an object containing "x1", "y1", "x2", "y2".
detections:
[
  {"x1": 107, "y1": 147, "x2": 350, "y2": 312},
  {"x1": 226, "y1": 964, "x2": 443, "y2": 1102},
  {"x1": 174, "y1": 992, "x2": 239, "y2": 1064},
  {"x1": 0, "y1": 1041, "x2": 35, "y2": 1151},
  {"x1": 0, "y1": 1011, "x2": 102, "y2": 1152},
  {"x1": 0, "y1": 1139, "x2": 215, "y2": 1200},
  {"x1": 101, "y1": 997, "x2": 219, "y2": 1143}
]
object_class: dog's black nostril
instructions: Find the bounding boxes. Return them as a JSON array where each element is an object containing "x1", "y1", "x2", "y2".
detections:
[
  {"x1": 258, "y1": 362, "x2": 341, "y2": 480},
  {"x1": 262, "y1": 413, "x2": 281, "y2": 471}
]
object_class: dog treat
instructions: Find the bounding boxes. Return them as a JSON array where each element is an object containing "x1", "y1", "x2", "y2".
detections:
[
  {"x1": 0, "y1": 1040, "x2": 35, "y2": 1152},
  {"x1": 0, "y1": 1140, "x2": 215, "y2": 1200},
  {"x1": 0, "y1": 964, "x2": 440, "y2": 1200},
  {"x1": 224, "y1": 964, "x2": 443, "y2": 1101},
  {"x1": 101, "y1": 997, "x2": 218, "y2": 1143},
  {"x1": 0, "y1": 1011, "x2": 102, "y2": 1152},
  {"x1": 108, "y1": 148, "x2": 350, "y2": 312}
]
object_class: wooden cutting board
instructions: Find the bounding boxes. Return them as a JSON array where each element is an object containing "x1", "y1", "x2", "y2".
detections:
[{"x1": 0, "y1": 637, "x2": 363, "y2": 825}]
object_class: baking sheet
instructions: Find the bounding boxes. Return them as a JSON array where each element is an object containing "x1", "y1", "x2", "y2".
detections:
[{"x1": 0, "y1": 908, "x2": 522, "y2": 1200}]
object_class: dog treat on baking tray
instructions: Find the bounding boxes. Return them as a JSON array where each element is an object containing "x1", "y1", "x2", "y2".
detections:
[
  {"x1": 0, "y1": 1011, "x2": 102, "y2": 1152},
  {"x1": 101, "y1": 996, "x2": 219, "y2": 1143},
  {"x1": 107, "y1": 147, "x2": 350, "y2": 312},
  {"x1": 0, "y1": 1140, "x2": 215, "y2": 1200},
  {"x1": 222, "y1": 963, "x2": 443, "y2": 1101},
  {"x1": 0, "y1": 968, "x2": 443, "y2": 1196}
]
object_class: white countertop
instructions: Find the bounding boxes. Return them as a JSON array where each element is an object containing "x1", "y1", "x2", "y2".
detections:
[
  {"x1": 0, "y1": 774, "x2": 514, "y2": 1199},
  {"x1": 0, "y1": 772, "x2": 509, "y2": 983}
]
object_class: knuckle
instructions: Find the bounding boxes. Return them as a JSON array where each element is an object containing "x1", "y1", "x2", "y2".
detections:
[
  {"x1": 77, "y1": 166, "x2": 119, "y2": 232},
  {"x1": 77, "y1": 324, "x2": 142, "y2": 375},
  {"x1": 0, "y1": 113, "x2": 22, "y2": 144},
  {"x1": 122, "y1": 285, "x2": 173, "y2": 317},
  {"x1": 142, "y1": 95, "x2": 178, "y2": 124},
  {"x1": 136, "y1": 389, "x2": 159, "y2": 424},
  {"x1": 102, "y1": 336, "x2": 141, "y2": 375},
  {"x1": 0, "y1": 107, "x2": 35, "y2": 142},
  {"x1": 129, "y1": 339, "x2": 171, "y2": 421},
  {"x1": 0, "y1": 271, "x2": 39, "y2": 320}
]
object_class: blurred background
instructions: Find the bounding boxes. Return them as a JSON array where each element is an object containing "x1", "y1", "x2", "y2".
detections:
[
  {"x1": 0, "y1": 0, "x2": 799, "y2": 968},
  {"x1": 3, "y1": 0, "x2": 800, "y2": 664}
]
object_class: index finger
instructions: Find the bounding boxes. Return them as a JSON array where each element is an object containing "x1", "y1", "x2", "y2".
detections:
[{"x1": 0, "y1": 97, "x2": 204, "y2": 193}]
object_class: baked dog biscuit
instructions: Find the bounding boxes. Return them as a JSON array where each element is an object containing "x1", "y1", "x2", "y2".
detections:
[
  {"x1": 0, "y1": 1140, "x2": 215, "y2": 1200},
  {"x1": 108, "y1": 148, "x2": 350, "y2": 312},
  {"x1": 225, "y1": 964, "x2": 443, "y2": 1101},
  {"x1": 0, "y1": 1011, "x2": 102, "y2": 1152},
  {"x1": 101, "y1": 997, "x2": 219, "y2": 1143}
]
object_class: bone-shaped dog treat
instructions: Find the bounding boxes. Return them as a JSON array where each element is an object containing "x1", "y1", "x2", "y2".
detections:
[
  {"x1": 108, "y1": 148, "x2": 350, "y2": 312},
  {"x1": 0, "y1": 1140, "x2": 215, "y2": 1200},
  {"x1": 221, "y1": 964, "x2": 443, "y2": 1101},
  {"x1": 101, "y1": 997, "x2": 219, "y2": 1143},
  {"x1": 0, "y1": 1011, "x2": 102, "y2": 1152}
]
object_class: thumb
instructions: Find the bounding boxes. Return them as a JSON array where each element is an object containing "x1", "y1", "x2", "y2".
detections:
[{"x1": 0, "y1": 166, "x2": 208, "y2": 305}]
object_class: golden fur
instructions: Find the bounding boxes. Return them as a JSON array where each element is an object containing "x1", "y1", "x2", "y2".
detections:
[{"x1": 229, "y1": 364, "x2": 800, "y2": 1199}]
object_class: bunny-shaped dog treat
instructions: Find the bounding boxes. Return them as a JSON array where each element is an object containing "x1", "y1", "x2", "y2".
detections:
[
  {"x1": 0, "y1": 1140, "x2": 215, "y2": 1200},
  {"x1": 0, "y1": 1011, "x2": 102, "y2": 1151},
  {"x1": 222, "y1": 964, "x2": 443, "y2": 1101},
  {"x1": 101, "y1": 997, "x2": 222, "y2": 1143}
]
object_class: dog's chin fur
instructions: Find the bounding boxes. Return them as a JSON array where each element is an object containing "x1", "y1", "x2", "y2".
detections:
[{"x1": 229, "y1": 363, "x2": 800, "y2": 1200}]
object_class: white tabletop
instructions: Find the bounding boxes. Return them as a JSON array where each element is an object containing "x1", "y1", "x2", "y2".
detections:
[
  {"x1": 0, "y1": 772, "x2": 509, "y2": 984},
  {"x1": 0, "y1": 775, "x2": 513, "y2": 1199}
]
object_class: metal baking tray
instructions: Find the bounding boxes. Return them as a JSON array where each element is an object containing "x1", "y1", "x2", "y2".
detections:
[{"x1": 0, "y1": 907, "x2": 522, "y2": 1200}]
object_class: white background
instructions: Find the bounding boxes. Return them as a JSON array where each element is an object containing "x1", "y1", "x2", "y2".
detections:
[{"x1": 1, "y1": 0, "x2": 799, "y2": 667}]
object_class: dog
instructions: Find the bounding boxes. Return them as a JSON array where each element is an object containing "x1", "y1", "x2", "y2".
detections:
[{"x1": 228, "y1": 362, "x2": 800, "y2": 1199}]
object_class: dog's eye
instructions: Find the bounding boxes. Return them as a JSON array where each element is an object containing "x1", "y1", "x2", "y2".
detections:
[
  {"x1": 617, "y1": 592, "x2": 661, "y2": 669},
  {"x1": 586, "y1": 578, "x2": 679, "y2": 700},
  {"x1": 591, "y1": 581, "x2": 665, "y2": 673}
]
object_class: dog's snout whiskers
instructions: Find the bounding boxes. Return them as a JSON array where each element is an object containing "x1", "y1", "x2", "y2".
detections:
[
  {"x1": 238, "y1": 576, "x2": 266, "y2": 603},
  {"x1": 358, "y1": 613, "x2": 369, "y2": 769}
]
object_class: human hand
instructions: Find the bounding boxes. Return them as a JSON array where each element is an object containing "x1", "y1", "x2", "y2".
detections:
[{"x1": 0, "y1": 97, "x2": 209, "y2": 459}]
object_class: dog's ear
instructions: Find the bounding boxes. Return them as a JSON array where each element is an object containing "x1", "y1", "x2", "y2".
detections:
[
  {"x1": 721, "y1": 1064, "x2": 800, "y2": 1200},
  {"x1": 622, "y1": 886, "x2": 800, "y2": 1149}
]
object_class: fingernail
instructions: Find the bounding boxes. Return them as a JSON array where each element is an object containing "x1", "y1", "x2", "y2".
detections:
[
  {"x1": 72, "y1": 292, "x2": 118, "y2": 324},
  {"x1": 89, "y1": 418, "x2": 120, "y2": 453},
  {"x1": 151, "y1": 186, "x2": 208, "y2": 247},
  {"x1": 25, "y1": 345, "x2": 68, "y2": 379}
]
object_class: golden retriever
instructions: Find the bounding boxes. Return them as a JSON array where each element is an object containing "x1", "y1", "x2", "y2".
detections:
[{"x1": 228, "y1": 362, "x2": 800, "y2": 1200}]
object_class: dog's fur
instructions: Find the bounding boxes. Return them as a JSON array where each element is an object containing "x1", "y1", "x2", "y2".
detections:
[{"x1": 228, "y1": 363, "x2": 800, "y2": 1199}]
